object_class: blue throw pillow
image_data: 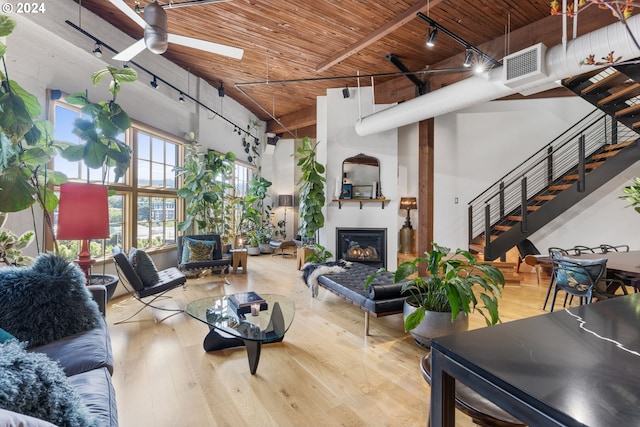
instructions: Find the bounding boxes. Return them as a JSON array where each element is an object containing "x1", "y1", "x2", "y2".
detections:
[
  {"x1": 181, "y1": 237, "x2": 216, "y2": 263},
  {"x1": 0, "y1": 253, "x2": 101, "y2": 348},
  {"x1": 0, "y1": 340, "x2": 94, "y2": 427},
  {"x1": 556, "y1": 256, "x2": 606, "y2": 290},
  {"x1": 0, "y1": 327, "x2": 15, "y2": 343},
  {"x1": 135, "y1": 250, "x2": 160, "y2": 287}
]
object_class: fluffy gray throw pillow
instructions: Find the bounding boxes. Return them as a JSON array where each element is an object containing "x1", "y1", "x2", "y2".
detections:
[
  {"x1": 0, "y1": 253, "x2": 101, "y2": 348},
  {"x1": 0, "y1": 340, "x2": 94, "y2": 427}
]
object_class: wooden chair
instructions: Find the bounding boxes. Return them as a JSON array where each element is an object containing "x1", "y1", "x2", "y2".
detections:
[{"x1": 420, "y1": 353, "x2": 525, "y2": 427}]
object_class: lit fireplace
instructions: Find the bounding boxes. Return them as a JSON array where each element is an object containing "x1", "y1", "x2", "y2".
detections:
[{"x1": 336, "y1": 228, "x2": 387, "y2": 268}]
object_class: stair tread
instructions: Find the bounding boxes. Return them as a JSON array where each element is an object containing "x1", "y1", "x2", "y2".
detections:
[
  {"x1": 527, "y1": 206, "x2": 541, "y2": 211},
  {"x1": 604, "y1": 140, "x2": 634, "y2": 151},
  {"x1": 563, "y1": 69, "x2": 606, "y2": 86},
  {"x1": 580, "y1": 71, "x2": 628, "y2": 95},
  {"x1": 506, "y1": 215, "x2": 522, "y2": 221},
  {"x1": 535, "y1": 195, "x2": 556, "y2": 201},
  {"x1": 494, "y1": 225, "x2": 511, "y2": 231},
  {"x1": 615, "y1": 102, "x2": 640, "y2": 117},
  {"x1": 586, "y1": 161, "x2": 604, "y2": 169},
  {"x1": 564, "y1": 174, "x2": 579, "y2": 181},
  {"x1": 598, "y1": 83, "x2": 640, "y2": 105},
  {"x1": 549, "y1": 184, "x2": 572, "y2": 190},
  {"x1": 592, "y1": 151, "x2": 619, "y2": 160}
]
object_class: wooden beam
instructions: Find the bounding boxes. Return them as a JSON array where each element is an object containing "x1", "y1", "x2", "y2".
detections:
[
  {"x1": 315, "y1": 0, "x2": 443, "y2": 72},
  {"x1": 267, "y1": 105, "x2": 317, "y2": 134},
  {"x1": 375, "y1": 7, "x2": 618, "y2": 104},
  {"x1": 417, "y1": 118, "x2": 434, "y2": 275}
]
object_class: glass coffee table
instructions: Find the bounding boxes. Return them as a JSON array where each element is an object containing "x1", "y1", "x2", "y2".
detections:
[{"x1": 185, "y1": 294, "x2": 295, "y2": 374}]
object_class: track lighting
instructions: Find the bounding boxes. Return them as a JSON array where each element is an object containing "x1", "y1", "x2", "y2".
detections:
[
  {"x1": 122, "y1": 62, "x2": 130, "y2": 68},
  {"x1": 463, "y1": 49, "x2": 473, "y2": 67},
  {"x1": 426, "y1": 27, "x2": 437, "y2": 47},
  {"x1": 218, "y1": 83, "x2": 225, "y2": 97},
  {"x1": 342, "y1": 87, "x2": 350, "y2": 98},
  {"x1": 150, "y1": 76, "x2": 158, "y2": 89},
  {"x1": 92, "y1": 43, "x2": 102, "y2": 58},
  {"x1": 179, "y1": 92, "x2": 185, "y2": 103}
]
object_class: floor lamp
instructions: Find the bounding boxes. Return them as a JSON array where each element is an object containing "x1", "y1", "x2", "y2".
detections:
[
  {"x1": 399, "y1": 197, "x2": 417, "y2": 254},
  {"x1": 278, "y1": 194, "x2": 293, "y2": 239},
  {"x1": 57, "y1": 183, "x2": 110, "y2": 284}
]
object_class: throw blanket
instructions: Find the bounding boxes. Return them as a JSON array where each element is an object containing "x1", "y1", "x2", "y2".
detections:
[{"x1": 302, "y1": 260, "x2": 352, "y2": 297}]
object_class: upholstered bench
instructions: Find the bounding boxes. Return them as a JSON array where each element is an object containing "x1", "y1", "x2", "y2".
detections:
[{"x1": 314, "y1": 262, "x2": 406, "y2": 336}]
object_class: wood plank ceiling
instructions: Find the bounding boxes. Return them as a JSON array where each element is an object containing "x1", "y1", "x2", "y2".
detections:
[{"x1": 77, "y1": 0, "x2": 617, "y2": 137}]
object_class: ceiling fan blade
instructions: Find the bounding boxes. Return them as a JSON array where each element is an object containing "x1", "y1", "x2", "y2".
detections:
[
  {"x1": 113, "y1": 39, "x2": 148, "y2": 61},
  {"x1": 108, "y1": 0, "x2": 148, "y2": 29},
  {"x1": 167, "y1": 34, "x2": 243, "y2": 60}
]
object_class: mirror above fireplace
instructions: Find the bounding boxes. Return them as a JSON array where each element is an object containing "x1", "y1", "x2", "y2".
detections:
[{"x1": 342, "y1": 154, "x2": 380, "y2": 199}]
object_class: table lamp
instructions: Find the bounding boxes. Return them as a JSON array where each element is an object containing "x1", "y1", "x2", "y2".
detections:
[
  {"x1": 399, "y1": 197, "x2": 417, "y2": 253},
  {"x1": 57, "y1": 183, "x2": 110, "y2": 283},
  {"x1": 278, "y1": 194, "x2": 293, "y2": 239}
]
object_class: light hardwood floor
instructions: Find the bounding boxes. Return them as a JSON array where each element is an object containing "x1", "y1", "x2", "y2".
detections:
[{"x1": 106, "y1": 255, "x2": 554, "y2": 427}]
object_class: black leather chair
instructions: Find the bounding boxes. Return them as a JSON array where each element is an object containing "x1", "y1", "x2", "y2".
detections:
[
  {"x1": 515, "y1": 239, "x2": 540, "y2": 273},
  {"x1": 177, "y1": 234, "x2": 232, "y2": 279},
  {"x1": 113, "y1": 252, "x2": 186, "y2": 324}
]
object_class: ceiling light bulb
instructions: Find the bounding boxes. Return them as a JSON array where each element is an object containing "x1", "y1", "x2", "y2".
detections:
[
  {"x1": 150, "y1": 76, "x2": 158, "y2": 89},
  {"x1": 92, "y1": 44, "x2": 102, "y2": 58},
  {"x1": 463, "y1": 49, "x2": 473, "y2": 67},
  {"x1": 426, "y1": 28, "x2": 437, "y2": 47}
]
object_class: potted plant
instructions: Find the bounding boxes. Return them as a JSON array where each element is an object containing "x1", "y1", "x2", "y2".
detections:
[
  {"x1": 244, "y1": 230, "x2": 261, "y2": 256},
  {"x1": 620, "y1": 176, "x2": 640, "y2": 212},
  {"x1": 366, "y1": 243, "x2": 505, "y2": 347},
  {"x1": 296, "y1": 137, "x2": 325, "y2": 240}
]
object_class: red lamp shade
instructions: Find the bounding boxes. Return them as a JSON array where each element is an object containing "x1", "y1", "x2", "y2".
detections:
[{"x1": 57, "y1": 183, "x2": 110, "y2": 282}]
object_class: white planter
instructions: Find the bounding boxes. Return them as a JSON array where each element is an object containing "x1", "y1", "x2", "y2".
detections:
[
  {"x1": 247, "y1": 246, "x2": 261, "y2": 256},
  {"x1": 403, "y1": 300, "x2": 469, "y2": 348},
  {"x1": 259, "y1": 243, "x2": 273, "y2": 254}
]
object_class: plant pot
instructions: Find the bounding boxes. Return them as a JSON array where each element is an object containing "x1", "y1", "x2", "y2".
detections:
[
  {"x1": 247, "y1": 246, "x2": 261, "y2": 256},
  {"x1": 89, "y1": 274, "x2": 119, "y2": 302},
  {"x1": 403, "y1": 300, "x2": 469, "y2": 348},
  {"x1": 259, "y1": 243, "x2": 273, "y2": 254}
]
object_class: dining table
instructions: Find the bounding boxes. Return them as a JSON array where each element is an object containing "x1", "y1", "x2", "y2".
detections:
[
  {"x1": 430, "y1": 292, "x2": 640, "y2": 426},
  {"x1": 572, "y1": 249, "x2": 640, "y2": 275}
]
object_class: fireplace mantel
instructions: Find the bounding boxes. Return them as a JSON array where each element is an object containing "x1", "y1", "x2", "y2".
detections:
[{"x1": 332, "y1": 198, "x2": 390, "y2": 209}]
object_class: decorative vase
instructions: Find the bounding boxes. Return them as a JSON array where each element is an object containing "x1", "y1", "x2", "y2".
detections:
[{"x1": 403, "y1": 300, "x2": 469, "y2": 348}]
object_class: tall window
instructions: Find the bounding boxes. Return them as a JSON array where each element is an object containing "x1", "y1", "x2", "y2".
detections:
[{"x1": 50, "y1": 101, "x2": 181, "y2": 258}]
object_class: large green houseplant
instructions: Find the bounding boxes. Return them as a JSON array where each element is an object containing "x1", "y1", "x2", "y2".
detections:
[
  {"x1": 296, "y1": 137, "x2": 325, "y2": 239},
  {"x1": 366, "y1": 243, "x2": 505, "y2": 346}
]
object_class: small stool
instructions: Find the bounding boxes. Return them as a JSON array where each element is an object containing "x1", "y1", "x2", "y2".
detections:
[
  {"x1": 297, "y1": 247, "x2": 315, "y2": 270},
  {"x1": 230, "y1": 249, "x2": 248, "y2": 274},
  {"x1": 420, "y1": 353, "x2": 525, "y2": 427}
]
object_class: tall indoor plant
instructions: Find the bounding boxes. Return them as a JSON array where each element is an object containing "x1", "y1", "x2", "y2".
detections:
[
  {"x1": 366, "y1": 243, "x2": 505, "y2": 347},
  {"x1": 296, "y1": 137, "x2": 325, "y2": 239}
]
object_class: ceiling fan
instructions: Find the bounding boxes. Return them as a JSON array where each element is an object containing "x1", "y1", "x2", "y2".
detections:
[{"x1": 109, "y1": 0, "x2": 244, "y2": 62}]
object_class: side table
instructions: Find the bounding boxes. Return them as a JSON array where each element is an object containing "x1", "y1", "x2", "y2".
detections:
[
  {"x1": 230, "y1": 249, "x2": 248, "y2": 274},
  {"x1": 297, "y1": 246, "x2": 315, "y2": 270}
]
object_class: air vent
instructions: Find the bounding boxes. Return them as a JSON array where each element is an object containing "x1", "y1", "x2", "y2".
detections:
[{"x1": 503, "y1": 44, "x2": 547, "y2": 88}]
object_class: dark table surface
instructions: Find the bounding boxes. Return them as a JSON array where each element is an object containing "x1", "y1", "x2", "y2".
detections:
[{"x1": 431, "y1": 293, "x2": 640, "y2": 426}]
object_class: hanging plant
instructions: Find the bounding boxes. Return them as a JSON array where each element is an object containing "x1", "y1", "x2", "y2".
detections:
[
  {"x1": 241, "y1": 120, "x2": 262, "y2": 165},
  {"x1": 296, "y1": 137, "x2": 326, "y2": 239}
]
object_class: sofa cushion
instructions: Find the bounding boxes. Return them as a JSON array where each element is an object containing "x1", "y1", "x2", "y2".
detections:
[
  {"x1": 30, "y1": 317, "x2": 113, "y2": 376},
  {"x1": 0, "y1": 340, "x2": 94, "y2": 427},
  {"x1": 135, "y1": 250, "x2": 160, "y2": 287},
  {"x1": 186, "y1": 239, "x2": 215, "y2": 262},
  {"x1": 0, "y1": 408, "x2": 58, "y2": 427},
  {"x1": 0, "y1": 253, "x2": 101, "y2": 348},
  {"x1": 181, "y1": 237, "x2": 217, "y2": 263},
  {"x1": 68, "y1": 367, "x2": 118, "y2": 427}
]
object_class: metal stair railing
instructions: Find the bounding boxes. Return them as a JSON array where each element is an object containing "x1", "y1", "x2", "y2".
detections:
[{"x1": 468, "y1": 109, "x2": 637, "y2": 248}]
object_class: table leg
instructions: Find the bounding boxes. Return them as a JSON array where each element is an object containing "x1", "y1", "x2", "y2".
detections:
[
  {"x1": 430, "y1": 349, "x2": 456, "y2": 427},
  {"x1": 244, "y1": 340, "x2": 262, "y2": 375},
  {"x1": 203, "y1": 328, "x2": 245, "y2": 351}
]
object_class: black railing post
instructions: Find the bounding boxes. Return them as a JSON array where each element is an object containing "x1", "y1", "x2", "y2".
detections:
[
  {"x1": 520, "y1": 176, "x2": 528, "y2": 233},
  {"x1": 468, "y1": 205, "x2": 473, "y2": 246},
  {"x1": 484, "y1": 203, "x2": 491, "y2": 260},
  {"x1": 546, "y1": 146, "x2": 553, "y2": 185},
  {"x1": 499, "y1": 182, "x2": 505, "y2": 218},
  {"x1": 578, "y1": 134, "x2": 586, "y2": 192},
  {"x1": 612, "y1": 116, "x2": 618, "y2": 145}
]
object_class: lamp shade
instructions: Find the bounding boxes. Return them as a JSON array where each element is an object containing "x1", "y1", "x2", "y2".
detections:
[
  {"x1": 57, "y1": 183, "x2": 110, "y2": 240},
  {"x1": 400, "y1": 197, "x2": 417, "y2": 210},
  {"x1": 278, "y1": 194, "x2": 293, "y2": 208}
]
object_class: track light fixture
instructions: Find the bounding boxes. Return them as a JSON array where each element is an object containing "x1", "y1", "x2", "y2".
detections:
[
  {"x1": 342, "y1": 87, "x2": 350, "y2": 98},
  {"x1": 426, "y1": 27, "x2": 437, "y2": 47},
  {"x1": 92, "y1": 43, "x2": 102, "y2": 58},
  {"x1": 150, "y1": 76, "x2": 158, "y2": 89},
  {"x1": 463, "y1": 49, "x2": 473, "y2": 67},
  {"x1": 218, "y1": 83, "x2": 225, "y2": 97},
  {"x1": 178, "y1": 92, "x2": 185, "y2": 103},
  {"x1": 122, "y1": 62, "x2": 130, "y2": 68}
]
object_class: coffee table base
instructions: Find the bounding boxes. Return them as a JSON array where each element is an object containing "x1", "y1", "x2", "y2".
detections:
[{"x1": 201, "y1": 302, "x2": 286, "y2": 375}]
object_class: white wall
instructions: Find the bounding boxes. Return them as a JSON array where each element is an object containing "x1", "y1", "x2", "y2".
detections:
[{"x1": 432, "y1": 97, "x2": 640, "y2": 252}]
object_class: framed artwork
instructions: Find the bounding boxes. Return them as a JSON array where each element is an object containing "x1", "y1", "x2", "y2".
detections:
[
  {"x1": 352, "y1": 185, "x2": 373, "y2": 199},
  {"x1": 341, "y1": 183, "x2": 352, "y2": 199}
]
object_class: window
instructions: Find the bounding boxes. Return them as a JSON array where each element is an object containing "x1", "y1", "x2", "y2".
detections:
[{"x1": 50, "y1": 101, "x2": 181, "y2": 257}]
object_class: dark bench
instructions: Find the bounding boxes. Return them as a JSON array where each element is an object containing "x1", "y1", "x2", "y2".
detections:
[{"x1": 315, "y1": 262, "x2": 406, "y2": 336}]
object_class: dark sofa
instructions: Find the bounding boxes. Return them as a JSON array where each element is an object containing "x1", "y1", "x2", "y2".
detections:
[
  {"x1": 314, "y1": 262, "x2": 406, "y2": 336},
  {"x1": 0, "y1": 255, "x2": 118, "y2": 426}
]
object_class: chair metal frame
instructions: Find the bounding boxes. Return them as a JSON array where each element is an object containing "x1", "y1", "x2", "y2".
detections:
[{"x1": 113, "y1": 252, "x2": 186, "y2": 324}]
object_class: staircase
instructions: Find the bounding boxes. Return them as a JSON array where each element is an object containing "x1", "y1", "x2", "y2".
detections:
[{"x1": 469, "y1": 66, "x2": 640, "y2": 261}]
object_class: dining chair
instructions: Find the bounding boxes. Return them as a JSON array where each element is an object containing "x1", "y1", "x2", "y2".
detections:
[
  {"x1": 599, "y1": 244, "x2": 630, "y2": 253},
  {"x1": 542, "y1": 247, "x2": 571, "y2": 310}
]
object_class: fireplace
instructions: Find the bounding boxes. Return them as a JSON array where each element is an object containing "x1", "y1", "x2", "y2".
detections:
[{"x1": 336, "y1": 228, "x2": 387, "y2": 268}]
